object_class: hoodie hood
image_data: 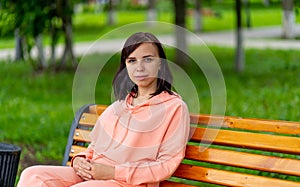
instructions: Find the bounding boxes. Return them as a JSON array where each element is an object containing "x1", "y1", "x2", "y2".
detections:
[{"x1": 117, "y1": 91, "x2": 181, "y2": 112}]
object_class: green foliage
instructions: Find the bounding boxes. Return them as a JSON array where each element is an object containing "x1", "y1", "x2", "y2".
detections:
[
  {"x1": 0, "y1": 10, "x2": 15, "y2": 37},
  {"x1": 2, "y1": 2, "x2": 300, "y2": 49},
  {"x1": 0, "y1": 0, "x2": 53, "y2": 37}
]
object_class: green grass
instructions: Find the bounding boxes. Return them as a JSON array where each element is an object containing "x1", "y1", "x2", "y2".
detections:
[
  {"x1": 217, "y1": 47, "x2": 300, "y2": 120},
  {"x1": 1, "y1": 46, "x2": 300, "y2": 184},
  {"x1": 0, "y1": 65, "x2": 73, "y2": 162},
  {"x1": 0, "y1": 47, "x2": 300, "y2": 159}
]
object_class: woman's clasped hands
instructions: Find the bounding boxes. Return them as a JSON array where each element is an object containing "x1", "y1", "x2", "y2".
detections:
[{"x1": 73, "y1": 157, "x2": 115, "y2": 181}]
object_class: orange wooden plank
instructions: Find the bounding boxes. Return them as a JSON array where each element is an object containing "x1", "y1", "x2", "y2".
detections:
[
  {"x1": 191, "y1": 114, "x2": 300, "y2": 135},
  {"x1": 173, "y1": 164, "x2": 300, "y2": 187},
  {"x1": 94, "y1": 105, "x2": 108, "y2": 115},
  {"x1": 79, "y1": 113, "x2": 98, "y2": 127},
  {"x1": 160, "y1": 181, "x2": 196, "y2": 187},
  {"x1": 224, "y1": 117, "x2": 300, "y2": 135},
  {"x1": 69, "y1": 145, "x2": 88, "y2": 157},
  {"x1": 190, "y1": 127, "x2": 300, "y2": 154},
  {"x1": 185, "y1": 145, "x2": 300, "y2": 176},
  {"x1": 89, "y1": 105, "x2": 99, "y2": 114},
  {"x1": 73, "y1": 129, "x2": 91, "y2": 143},
  {"x1": 190, "y1": 113, "x2": 224, "y2": 126}
]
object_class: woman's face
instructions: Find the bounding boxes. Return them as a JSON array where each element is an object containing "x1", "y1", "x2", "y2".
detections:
[{"x1": 125, "y1": 43, "x2": 161, "y2": 91}]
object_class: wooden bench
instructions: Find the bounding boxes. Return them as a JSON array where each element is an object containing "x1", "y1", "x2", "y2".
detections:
[{"x1": 63, "y1": 104, "x2": 300, "y2": 186}]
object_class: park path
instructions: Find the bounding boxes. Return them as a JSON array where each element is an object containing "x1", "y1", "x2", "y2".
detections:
[{"x1": 1, "y1": 25, "x2": 300, "y2": 61}]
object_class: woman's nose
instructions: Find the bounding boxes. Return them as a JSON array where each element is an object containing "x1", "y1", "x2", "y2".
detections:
[{"x1": 136, "y1": 60, "x2": 145, "y2": 71}]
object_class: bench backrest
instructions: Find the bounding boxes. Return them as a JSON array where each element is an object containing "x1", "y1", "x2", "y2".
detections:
[{"x1": 63, "y1": 104, "x2": 300, "y2": 187}]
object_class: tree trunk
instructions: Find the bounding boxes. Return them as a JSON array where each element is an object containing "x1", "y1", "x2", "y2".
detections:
[
  {"x1": 194, "y1": 0, "x2": 202, "y2": 33},
  {"x1": 61, "y1": 22, "x2": 77, "y2": 68},
  {"x1": 282, "y1": 0, "x2": 295, "y2": 39},
  {"x1": 22, "y1": 36, "x2": 33, "y2": 61},
  {"x1": 147, "y1": 0, "x2": 157, "y2": 26},
  {"x1": 50, "y1": 39, "x2": 56, "y2": 67},
  {"x1": 107, "y1": 0, "x2": 116, "y2": 25},
  {"x1": 244, "y1": 0, "x2": 251, "y2": 29},
  {"x1": 35, "y1": 34, "x2": 47, "y2": 69},
  {"x1": 263, "y1": 0, "x2": 270, "y2": 6},
  {"x1": 174, "y1": 0, "x2": 188, "y2": 65},
  {"x1": 58, "y1": 0, "x2": 77, "y2": 68},
  {"x1": 14, "y1": 28, "x2": 23, "y2": 61},
  {"x1": 50, "y1": 22, "x2": 59, "y2": 67},
  {"x1": 235, "y1": 0, "x2": 244, "y2": 72}
]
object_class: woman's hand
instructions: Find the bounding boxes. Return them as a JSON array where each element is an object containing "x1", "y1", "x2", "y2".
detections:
[
  {"x1": 72, "y1": 157, "x2": 93, "y2": 180},
  {"x1": 89, "y1": 162, "x2": 115, "y2": 180},
  {"x1": 73, "y1": 157, "x2": 115, "y2": 181}
]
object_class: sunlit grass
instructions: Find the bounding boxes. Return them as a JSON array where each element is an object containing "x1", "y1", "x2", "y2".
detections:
[
  {"x1": 1, "y1": 47, "x2": 299, "y2": 163},
  {"x1": 1, "y1": 39, "x2": 300, "y2": 185}
]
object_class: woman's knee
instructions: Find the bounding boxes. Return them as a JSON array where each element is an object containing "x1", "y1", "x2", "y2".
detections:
[
  {"x1": 20, "y1": 165, "x2": 45, "y2": 178},
  {"x1": 17, "y1": 165, "x2": 48, "y2": 187}
]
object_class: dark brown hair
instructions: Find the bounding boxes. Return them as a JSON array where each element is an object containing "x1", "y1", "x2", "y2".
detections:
[{"x1": 113, "y1": 32, "x2": 173, "y2": 100}]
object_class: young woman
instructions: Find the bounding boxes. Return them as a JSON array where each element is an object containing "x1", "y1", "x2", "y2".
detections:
[{"x1": 17, "y1": 32, "x2": 190, "y2": 187}]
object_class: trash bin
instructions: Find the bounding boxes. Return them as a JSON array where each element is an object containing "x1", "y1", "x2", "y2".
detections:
[{"x1": 0, "y1": 143, "x2": 21, "y2": 187}]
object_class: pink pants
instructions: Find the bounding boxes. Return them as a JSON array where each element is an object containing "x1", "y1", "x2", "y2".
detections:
[{"x1": 17, "y1": 165, "x2": 123, "y2": 187}]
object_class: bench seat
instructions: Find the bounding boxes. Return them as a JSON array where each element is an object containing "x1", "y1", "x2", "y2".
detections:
[{"x1": 63, "y1": 104, "x2": 300, "y2": 187}]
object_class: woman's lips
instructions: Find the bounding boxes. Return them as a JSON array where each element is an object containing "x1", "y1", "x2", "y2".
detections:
[{"x1": 134, "y1": 75, "x2": 148, "y2": 80}]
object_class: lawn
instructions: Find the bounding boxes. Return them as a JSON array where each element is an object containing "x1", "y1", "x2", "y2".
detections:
[{"x1": 1, "y1": 46, "x2": 299, "y2": 175}]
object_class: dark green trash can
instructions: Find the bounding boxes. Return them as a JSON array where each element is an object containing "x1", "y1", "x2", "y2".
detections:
[{"x1": 0, "y1": 143, "x2": 21, "y2": 187}]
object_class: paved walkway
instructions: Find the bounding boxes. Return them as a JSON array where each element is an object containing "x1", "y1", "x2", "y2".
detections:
[
  {"x1": 197, "y1": 25, "x2": 300, "y2": 49},
  {"x1": 1, "y1": 25, "x2": 300, "y2": 60}
]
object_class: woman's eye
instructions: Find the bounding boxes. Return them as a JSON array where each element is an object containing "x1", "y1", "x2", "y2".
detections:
[
  {"x1": 127, "y1": 59, "x2": 136, "y2": 63},
  {"x1": 144, "y1": 57, "x2": 154, "y2": 63}
]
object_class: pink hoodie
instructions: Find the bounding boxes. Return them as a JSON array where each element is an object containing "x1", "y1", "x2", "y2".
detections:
[{"x1": 73, "y1": 91, "x2": 190, "y2": 186}]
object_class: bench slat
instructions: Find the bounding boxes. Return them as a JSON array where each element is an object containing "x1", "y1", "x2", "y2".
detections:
[
  {"x1": 73, "y1": 129, "x2": 91, "y2": 143},
  {"x1": 69, "y1": 145, "x2": 88, "y2": 157},
  {"x1": 95, "y1": 105, "x2": 300, "y2": 135},
  {"x1": 190, "y1": 114, "x2": 300, "y2": 135},
  {"x1": 173, "y1": 164, "x2": 300, "y2": 187},
  {"x1": 79, "y1": 113, "x2": 98, "y2": 127},
  {"x1": 185, "y1": 145, "x2": 300, "y2": 176},
  {"x1": 160, "y1": 181, "x2": 197, "y2": 187},
  {"x1": 92, "y1": 105, "x2": 107, "y2": 115},
  {"x1": 191, "y1": 127, "x2": 300, "y2": 154}
]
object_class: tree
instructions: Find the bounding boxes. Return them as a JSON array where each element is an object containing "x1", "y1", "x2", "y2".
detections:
[
  {"x1": 1, "y1": 0, "x2": 51, "y2": 68},
  {"x1": 282, "y1": 0, "x2": 295, "y2": 39},
  {"x1": 235, "y1": 0, "x2": 245, "y2": 72},
  {"x1": 244, "y1": 0, "x2": 252, "y2": 29},
  {"x1": 0, "y1": 0, "x2": 77, "y2": 70},
  {"x1": 147, "y1": 0, "x2": 157, "y2": 25},
  {"x1": 173, "y1": 0, "x2": 188, "y2": 66},
  {"x1": 107, "y1": 0, "x2": 117, "y2": 25},
  {"x1": 57, "y1": 0, "x2": 78, "y2": 68},
  {"x1": 14, "y1": 28, "x2": 23, "y2": 61},
  {"x1": 194, "y1": 0, "x2": 203, "y2": 33}
]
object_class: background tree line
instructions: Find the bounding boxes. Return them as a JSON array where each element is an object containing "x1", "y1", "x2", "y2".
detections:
[
  {"x1": 0, "y1": 0, "x2": 298, "y2": 72},
  {"x1": 0, "y1": 0, "x2": 78, "y2": 70}
]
